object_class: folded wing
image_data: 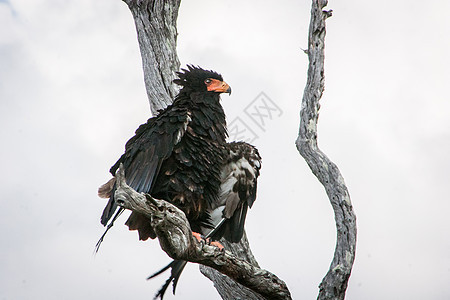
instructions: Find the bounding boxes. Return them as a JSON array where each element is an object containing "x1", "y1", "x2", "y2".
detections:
[
  {"x1": 100, "y1": 107, "x2": 191, "y2": 228},
  {"x1": 207, "y1": 141, "x2": 262, "y2": 242}
]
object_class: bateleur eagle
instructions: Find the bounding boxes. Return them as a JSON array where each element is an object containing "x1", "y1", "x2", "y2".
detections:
[{"x1": 97, "y1": 65, "x2": 261, "y2": 299}]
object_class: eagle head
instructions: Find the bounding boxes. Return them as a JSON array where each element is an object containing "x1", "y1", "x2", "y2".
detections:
[{"x1": 174, "y1": 65, "x2": 231, "y2": 94}]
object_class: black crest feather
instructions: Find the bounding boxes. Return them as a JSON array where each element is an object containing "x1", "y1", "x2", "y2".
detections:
[{"x1": 173, "y1": 65, "x2": 223, "y2": 91}]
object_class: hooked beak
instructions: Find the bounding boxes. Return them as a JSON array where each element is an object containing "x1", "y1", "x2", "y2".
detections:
[{"x1": 207, "y1": 79, "x2": 232, "y2": 95}]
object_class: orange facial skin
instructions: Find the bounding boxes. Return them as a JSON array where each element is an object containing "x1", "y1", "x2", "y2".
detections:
[{"x1": 205, "y1": 78, "x2": 232, "y2": 94}]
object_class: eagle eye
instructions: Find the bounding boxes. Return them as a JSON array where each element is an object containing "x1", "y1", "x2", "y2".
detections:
[{"x1": 204, "y1": 79, "x2": 212, "y2": 85}]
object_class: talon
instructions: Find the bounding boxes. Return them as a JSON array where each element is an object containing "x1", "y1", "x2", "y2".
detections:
[
  {"x1": 210, "y1": 241, "x2": 224, "y2": 251},
  {"x1": 192, "y1": 232, "x2": 203, "y2": 243}
]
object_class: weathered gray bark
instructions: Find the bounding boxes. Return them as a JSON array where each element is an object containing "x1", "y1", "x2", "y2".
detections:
[
  {"x1": 114, "y1": 164, "x2": 291, "y2": 300},
  {"x1": 121, "y1": 1, "x2": 285, "y2": 299},
  {"x1": 199, "y1": 236, "x2": 266, "y2": 300},
  {"x1": 123, "y1": 0, "x2": 181, "y2": 114},
  {"x1": 295, "y1": 1, "x2": 357, "y2": 299}
]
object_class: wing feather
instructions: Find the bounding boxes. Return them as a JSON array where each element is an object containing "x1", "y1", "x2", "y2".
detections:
[
  {"x1": 207, "y1": 141, "x2": 262, "y2": 242},
  {"x1": 100, "y1": 107, "x2": 191, "y2": 226}
]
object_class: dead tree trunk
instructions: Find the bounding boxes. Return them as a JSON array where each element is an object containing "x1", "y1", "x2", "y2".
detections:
[
  {"x1": 123, "y1": 0, "x2": 181, "y2": 115},
  {"x1": 121, "y1": 0, "x2": 288, "y2": 299},
  {"x1": 119, "y1": 0, "x2": 355, "y2": 299},
  {"x1": 295, "y1": 1, "x2": 357, "y2": 299}
]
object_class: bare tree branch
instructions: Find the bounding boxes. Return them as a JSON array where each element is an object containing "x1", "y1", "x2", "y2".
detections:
[
  {"x1": 199, "y1": 233, "x2": 267, "y2": 300},
  {"x1": 114, "y1": 164, "x2": 292, "y2": 300},
  {"x1": 295, "y1": 1, "x2": 357, "y2": 299}
]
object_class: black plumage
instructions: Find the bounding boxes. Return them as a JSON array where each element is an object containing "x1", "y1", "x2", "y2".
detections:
[
  {"x1": 151, "y1": 141, "x2": 261, "y2": 299},
  {"x1": 97, "y1": 65, "x2": 262, "y2": 299},
  {"x1": 100, "y1": 66, "x2": 229, "y2": 239}
]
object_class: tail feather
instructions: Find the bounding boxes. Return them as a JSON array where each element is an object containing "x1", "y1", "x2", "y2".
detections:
[
  {"x1": 101, "y1": 193, "x2": 117, "y2": 226},
  {"x1": 148, "y1": 260, "x2": 188, "y2": 300},
  {"x1": 94, "y1": 208, "x2": 124, "y2": 253},
  {"x1": 207, "y1": 204, "x2": 248, "y2": 243},
  {"x1": 99, "y1": 178, "x2": 118, "y2": 226},
  {"x1": 227, "y1": 203, "x2": 248, "y2": 242}
]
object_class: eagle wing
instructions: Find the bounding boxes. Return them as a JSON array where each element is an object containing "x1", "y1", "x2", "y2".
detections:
[
  {"x1": 100, "y1": 106, "x2": 191, "y2": 226},
  {"x1": 208, "y1": 141, "x2": 262, "y2": 242}
]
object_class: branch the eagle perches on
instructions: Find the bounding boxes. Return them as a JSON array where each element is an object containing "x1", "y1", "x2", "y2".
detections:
[{"x1": 114, "y1": 163, "x2": 291, "y2": 300}]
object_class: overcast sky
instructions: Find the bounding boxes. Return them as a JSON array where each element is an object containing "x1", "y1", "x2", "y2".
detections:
[{"x1": 1, "y1": 0, "x2": 450, "y2": 299}]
